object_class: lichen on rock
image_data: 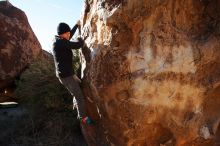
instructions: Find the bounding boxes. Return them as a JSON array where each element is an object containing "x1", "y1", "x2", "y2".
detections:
[{"x1": 81, "y1": 0, "x2": 220, "y2": 145}]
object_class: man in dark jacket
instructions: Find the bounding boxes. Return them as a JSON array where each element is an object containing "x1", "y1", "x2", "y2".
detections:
[{"x1": 52, "y1": 21, "x2": 92, "y2": 125}]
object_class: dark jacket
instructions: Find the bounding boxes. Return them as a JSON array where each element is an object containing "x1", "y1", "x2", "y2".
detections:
[{"x1": 52, "y1": 24, "x2": 83, "y2": 78}]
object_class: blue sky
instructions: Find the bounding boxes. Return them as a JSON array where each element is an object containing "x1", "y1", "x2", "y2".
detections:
[{"x1": 8, "y1": 0, "x2": 84, "y2": 52}]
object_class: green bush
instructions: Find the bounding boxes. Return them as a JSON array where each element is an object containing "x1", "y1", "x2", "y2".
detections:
[{"x1": 15, "y1": 53, "x2": 77, "y2": 110}]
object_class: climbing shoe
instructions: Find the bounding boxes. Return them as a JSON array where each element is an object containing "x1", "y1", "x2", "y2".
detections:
[{"x1": 80, "y1": 116, "x2": 94, "y2": 125}]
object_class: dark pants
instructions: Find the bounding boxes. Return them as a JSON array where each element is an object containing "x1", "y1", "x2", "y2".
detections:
[{"x1": 58, "y1": 75, "x2": 86, "y2": 118}]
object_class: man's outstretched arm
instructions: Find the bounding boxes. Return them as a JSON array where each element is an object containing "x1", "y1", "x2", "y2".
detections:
[{"x1": 70, "y1": 24, "x2": 79, "y2": 39}]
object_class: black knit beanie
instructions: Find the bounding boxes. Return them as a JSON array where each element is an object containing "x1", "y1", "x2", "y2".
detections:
[{"x1": 57, "y1": 22, "x2": 71, "y2": 35}]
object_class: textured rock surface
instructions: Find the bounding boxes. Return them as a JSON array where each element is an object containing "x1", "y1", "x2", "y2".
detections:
[
  {"x1": 0, "y1": 1, "x2": 42, "y2": 90},
  {"x1": 81, "y1": 0, "x2": 220, "y2": 145}
]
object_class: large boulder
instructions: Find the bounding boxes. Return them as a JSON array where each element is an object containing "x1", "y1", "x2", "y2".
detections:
[
  {"x1": 0, "y1": 1, "x2": 42, "y2": 90},
  {"x1": 81, "y1": 0, "x2": 220, "y2": 145}
]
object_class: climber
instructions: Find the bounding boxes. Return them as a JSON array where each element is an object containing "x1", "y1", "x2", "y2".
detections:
[{"x1": 52, "y1": 21, "x2": 93, "y2": 125}]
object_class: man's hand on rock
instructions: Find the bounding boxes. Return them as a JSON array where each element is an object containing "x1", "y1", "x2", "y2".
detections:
[
  {"x1": 77, "y1": 37, "x2": 85, "y2": 46},
  {"x1": 76, "y1": 20, "x2": 81, "y2": 35},
  {"x1": 76, "y1": 20, "x2": 81, "y2": 26}
]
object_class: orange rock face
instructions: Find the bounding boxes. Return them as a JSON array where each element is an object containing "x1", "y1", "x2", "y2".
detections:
[
  {"x1": 81, "y1": 0, "x2": 220, "y2": 145},
  {"x1": 0, "y1": 1, "x2": 42, "y2": 90}
]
